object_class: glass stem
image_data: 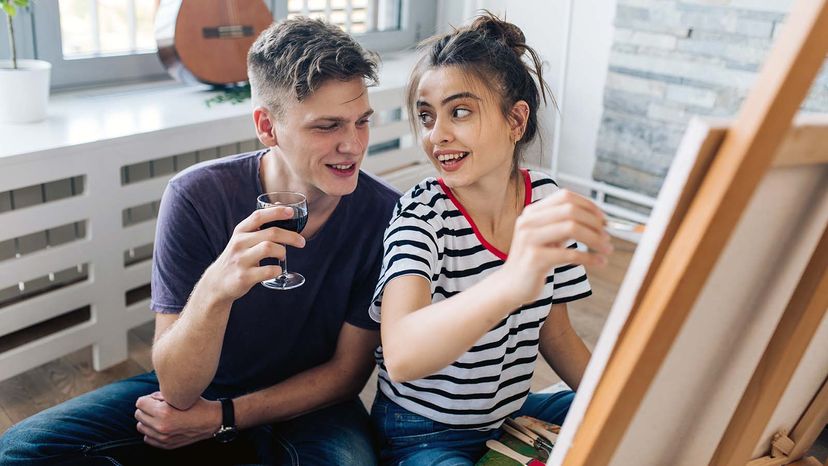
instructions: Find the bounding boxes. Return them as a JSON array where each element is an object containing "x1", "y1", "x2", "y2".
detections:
[{"x1": 279, "y1": 247, "x2": 288, "y2": 277}]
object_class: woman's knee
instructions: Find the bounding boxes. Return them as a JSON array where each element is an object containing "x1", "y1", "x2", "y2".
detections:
[
  {"x1": 519, "y1": 390, "x2": 576, "y2": 426},
  {"x1": 397, "y1": 449, "x2": 474, "y2": 466}
]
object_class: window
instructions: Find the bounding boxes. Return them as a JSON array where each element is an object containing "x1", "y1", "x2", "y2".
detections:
[
  {"x1": 33, "y1": 0, "x2": 167, "y2": 89},
  {"x1": 58, "y1": 0, "x2": 157, "y2": 59},
  {"x1": 31, "y1": 0, "x2": 435, "y2": 90},
  {"x1": 287, "y1": 0, "x2": 400, "y2": 34}
]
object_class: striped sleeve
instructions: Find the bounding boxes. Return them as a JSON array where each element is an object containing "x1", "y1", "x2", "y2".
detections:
[
  {"x1": 551, "y1": 241, "x2": 593, "y2": 304},
  {"x1": 369, "y1": 210, "x2": 441, "y2": 322}
]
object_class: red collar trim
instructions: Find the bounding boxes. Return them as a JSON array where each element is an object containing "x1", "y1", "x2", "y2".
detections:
[{"x1": 437, "y1": 169, "x2": 532, "y2": 261}]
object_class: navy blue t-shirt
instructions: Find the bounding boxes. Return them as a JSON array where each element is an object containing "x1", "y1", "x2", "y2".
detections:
[{"x1": 150, "y1": 150, "x2": 400, "y2": 396}]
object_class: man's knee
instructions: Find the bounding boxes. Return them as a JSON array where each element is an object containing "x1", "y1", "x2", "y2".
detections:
[
  {"x1": 278, "y1": 399, "x2": 377, "y2": 465},
  {"x1": 0, "y1": 373, "x2": 157, "y2": 465},
  {"x1": 0, "y1": 415, "x2": 73, "y2": 464},
  {"x1": 290, "y1": 426, "x2": 376, "y2": 466}
]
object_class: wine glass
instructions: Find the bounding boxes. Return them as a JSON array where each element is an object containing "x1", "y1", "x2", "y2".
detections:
[{"x1": 256, "y1": 192, "x2": 308, "y2": 290}]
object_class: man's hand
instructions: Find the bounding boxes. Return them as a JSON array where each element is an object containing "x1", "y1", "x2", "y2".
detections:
[
  {"x1": 134, "y1": 391, "x2": 222, "y2": 450},
  {"x1": 201, "y1": 206, "x2": 307, "y2": 305}
]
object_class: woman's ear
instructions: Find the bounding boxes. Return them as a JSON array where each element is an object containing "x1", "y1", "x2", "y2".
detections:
[
  {"x1": 253, "y1": 107, "x2": 278, "y2": 147},
  {"x1": 508, "y1": 100, "x2": 530, "y2": 143}
]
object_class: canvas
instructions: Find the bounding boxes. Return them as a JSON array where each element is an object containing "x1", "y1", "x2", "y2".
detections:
[{"x1": 547, "y1": 0, "x2": 828, "y2": 464}]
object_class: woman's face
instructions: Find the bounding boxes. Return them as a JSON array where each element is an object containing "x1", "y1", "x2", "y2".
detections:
[{"x1": 414, "y1": 66, "x2": 518, "y2": 189}]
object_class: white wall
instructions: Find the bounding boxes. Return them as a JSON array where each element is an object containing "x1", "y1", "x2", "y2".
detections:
[{"x1": 436, "y1": 0, "x2": 617, "y2": 182}]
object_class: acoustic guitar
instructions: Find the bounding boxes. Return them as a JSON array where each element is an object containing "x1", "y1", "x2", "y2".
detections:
[{"x1": 155, "y1": 0, "x2": 273, "y2": 86}]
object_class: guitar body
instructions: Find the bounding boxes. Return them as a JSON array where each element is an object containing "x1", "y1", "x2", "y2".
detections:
[{"x1": 155, "y1": 0, "x2": 273, "y2": 86}]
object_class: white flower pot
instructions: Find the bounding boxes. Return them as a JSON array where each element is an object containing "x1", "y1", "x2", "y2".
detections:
[{"x1": 0, "y1": 59, "x2": 52, "y2": 124}]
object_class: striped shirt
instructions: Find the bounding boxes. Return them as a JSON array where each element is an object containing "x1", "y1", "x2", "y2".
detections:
[{"x1": 370, "y1": 169, "x2": 592, "y2": 429}]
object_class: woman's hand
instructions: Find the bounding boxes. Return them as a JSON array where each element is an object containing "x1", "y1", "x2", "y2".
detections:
[{"x1": 499, "y1": 189, "x2": 613, "y2": 306}]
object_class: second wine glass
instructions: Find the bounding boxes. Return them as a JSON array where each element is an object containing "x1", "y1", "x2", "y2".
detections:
[{"x1": 256, "y1": 191, "x2": 308, "y2": 290}]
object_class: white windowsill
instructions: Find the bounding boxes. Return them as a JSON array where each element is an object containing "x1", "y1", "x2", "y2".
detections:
[{"x1": 0, "y1": 51, "x2": 417, "y2": 163}]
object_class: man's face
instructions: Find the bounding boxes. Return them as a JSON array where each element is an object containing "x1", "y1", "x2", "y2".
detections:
[{"x1": 270, "y1": 78, "x2": 373, "y2": 198}]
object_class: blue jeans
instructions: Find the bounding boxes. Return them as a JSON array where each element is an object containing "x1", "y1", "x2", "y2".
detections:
[
  {"x1": 371, "y1": 390, "x2": 574, "y2": 466},
  {"x1": 0, "y1": 372, "x2": 376, "y2": 466}
]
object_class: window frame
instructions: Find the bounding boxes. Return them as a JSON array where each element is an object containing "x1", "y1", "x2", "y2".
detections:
[
  {"x1": 30, "y1": 0, "x2": 435, "y2": 90},
  {"x1": 32, "y1": 2, "x2": 168, "y2": 90}
]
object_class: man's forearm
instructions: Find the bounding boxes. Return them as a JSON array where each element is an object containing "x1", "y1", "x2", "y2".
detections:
[
  {"x1": 233, "y1": 355, "x2": 372, "y2": 429},
  {"x1": 153, "y1": 279, "x2": 233, "y2": 409}
]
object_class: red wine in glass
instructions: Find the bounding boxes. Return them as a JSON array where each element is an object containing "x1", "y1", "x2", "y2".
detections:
[
  {"x1": 256, "y1": 192, "x2": 308, "y2": 290},
  {"x1": 259, "y1": 216, "x2": 308, "y2": 235}
]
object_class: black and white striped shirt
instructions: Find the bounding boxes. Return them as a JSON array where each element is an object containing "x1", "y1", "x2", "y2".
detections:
[{"x1": 370, "y1": 169, "x2": 592, "y2": 429}]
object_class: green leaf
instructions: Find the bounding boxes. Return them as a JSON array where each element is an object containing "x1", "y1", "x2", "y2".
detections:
[
  {"x1": 2, "y1": 0, "x2": 29, "y2": 17},
  {"x1": 2, "y1": 4, "x2": 16, "y2": 17},
  {"x1": 204, "y1": 84, "x2": 252, "y2": 107}
]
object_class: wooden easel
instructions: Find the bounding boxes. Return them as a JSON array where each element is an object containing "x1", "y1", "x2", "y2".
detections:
[{"x1": 546, "y1": 0, "x2": 828, "y2": 465}]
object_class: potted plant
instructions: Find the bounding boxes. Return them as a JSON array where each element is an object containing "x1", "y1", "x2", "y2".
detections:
[{"x1": 0, "y1": 0, "x2": 51, "y2": 124}]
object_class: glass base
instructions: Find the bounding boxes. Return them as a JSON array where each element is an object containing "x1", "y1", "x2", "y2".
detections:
[{"x1": 261, "y1": 272, "x2": 305, "y2": 290}]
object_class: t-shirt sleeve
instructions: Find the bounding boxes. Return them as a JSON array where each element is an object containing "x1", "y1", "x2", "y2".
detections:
[
  {"x1": 551, "y1": 241, "x2": 593, "y2": 304},
  {"x1": 368, "y1": 210, "x2": 440, "y2": 323},
  {"x1": 150, "y1": 182, "x2": 216, "y2": 314}
]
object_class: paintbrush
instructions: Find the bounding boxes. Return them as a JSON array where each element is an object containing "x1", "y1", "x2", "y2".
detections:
[
  {"x1": 485, "y1": 439, "x2": 546, "y2": 466},
  {"x1": 504, "y1": 418, "x2": 554, "y2": 455},
  {"x1": 514, "y1": 417, "x2": 559, "y2": 446},
  {"x1": 605, "y1": 217, "x2": 645, "y2": 234},
  {"x1": 501, "y1": 422, "x2": 539, "y2": 449}
]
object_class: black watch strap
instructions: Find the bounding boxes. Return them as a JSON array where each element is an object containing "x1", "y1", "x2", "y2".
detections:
[{"x1": 219, "y1": 397, "x2": 235, "y2": 429}]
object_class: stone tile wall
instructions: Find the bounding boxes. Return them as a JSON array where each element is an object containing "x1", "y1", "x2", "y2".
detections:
[{"x1": 594, "y1": 0, "x2": 828, "y2": 197}]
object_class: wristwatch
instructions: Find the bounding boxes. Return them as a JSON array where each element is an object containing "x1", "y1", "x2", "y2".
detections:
[{"x1": 213, "y1": 397, "x2": 238, "y2": 443}]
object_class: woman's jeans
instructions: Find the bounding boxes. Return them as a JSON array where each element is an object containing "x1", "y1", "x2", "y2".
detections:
[
  {"x1": 371, "y1": 389, "x2": 574, "y2": 466},
  {"x1": 0, "y1": 372, "x2": 376, "y2": 466}
]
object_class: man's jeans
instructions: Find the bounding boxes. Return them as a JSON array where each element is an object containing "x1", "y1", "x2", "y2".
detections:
[
  {"x1": 371, "y1": 390, "x2": 574, "y2": 466},
  {"x1": 0, "y1": 372, "x2": 376, "y2": 466}
]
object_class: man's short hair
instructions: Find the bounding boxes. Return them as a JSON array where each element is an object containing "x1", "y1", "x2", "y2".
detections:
[{"x1": 247, "y1": 17, "x2": 379, "y2": 116}]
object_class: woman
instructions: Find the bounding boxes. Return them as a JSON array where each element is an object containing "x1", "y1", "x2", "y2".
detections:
[{"x1": 369, "y1": 13, "x2": 614, "y2": 465}]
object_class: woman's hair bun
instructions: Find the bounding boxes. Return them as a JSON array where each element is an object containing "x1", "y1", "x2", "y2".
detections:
[{"x1": 470, "y1": 11, "x2": 526, "y2": 56}]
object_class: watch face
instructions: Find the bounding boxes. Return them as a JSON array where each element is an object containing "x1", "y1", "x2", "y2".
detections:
[{"x1": 214, "y1": 426, "x2": 238, "y2": 443}]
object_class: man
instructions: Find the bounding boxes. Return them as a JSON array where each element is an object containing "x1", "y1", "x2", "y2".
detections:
[{"x1": 0, "y1": 17, "x2": 398, "y2": 465}]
